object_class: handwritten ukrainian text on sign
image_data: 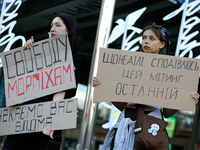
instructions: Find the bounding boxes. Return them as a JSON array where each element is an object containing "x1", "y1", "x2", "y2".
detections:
[
  {"x1": 93, "y1": 48, "x2": 200, "y2": 111},
  {"x1": 1, "y1": 34, "x2": 76, "y2": 107},
  {"x1": 0, "y1": 98, "x2": 77, "y2": 136}
]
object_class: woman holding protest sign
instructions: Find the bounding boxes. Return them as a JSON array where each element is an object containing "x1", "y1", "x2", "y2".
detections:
[
  {"x1": 2, "y1": 13, "x2": 81, "y2": 150},
  {"x1": 92, "y1": 23, "x2": 199, "y2": 150}
]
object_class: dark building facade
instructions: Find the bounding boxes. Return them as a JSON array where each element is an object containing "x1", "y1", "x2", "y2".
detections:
[{"x1": 0, "y1": 0, "x2": 200, "y2": 149}]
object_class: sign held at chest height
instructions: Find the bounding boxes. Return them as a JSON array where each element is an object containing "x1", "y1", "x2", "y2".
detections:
[
  {"x1": 1, "y1": 34, "x2": 76, "y2": 107},
  {"x1": 0, "y1": 98, "x2": 77, "y2": 136},
  {"x1": 93, "y1": 48, "x2": 200, "y2": 111}
]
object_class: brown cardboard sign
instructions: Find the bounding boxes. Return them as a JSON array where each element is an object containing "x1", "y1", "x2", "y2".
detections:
[
  {"x1": 0, "y1": 98, "x2": 77, "y2": 136},
  {"x1": 1, "y1": 34, "x2": 76, "y2": 107},
  {"x1": 94, "y1": 48, "x2": 200, "y2": 111}
]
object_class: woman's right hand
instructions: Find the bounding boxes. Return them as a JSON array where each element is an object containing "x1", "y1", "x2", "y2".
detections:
[
  {"x1": 24, "y1": 36, "x2": 34, "y2": 49},
  {"x1": 92, "y1": 77, "x2": 101, "y2": 87}
]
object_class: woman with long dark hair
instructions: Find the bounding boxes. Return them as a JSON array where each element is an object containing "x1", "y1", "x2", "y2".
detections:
[{"x1": 3, "y1": 13, "x2": 81, "y2": 150}]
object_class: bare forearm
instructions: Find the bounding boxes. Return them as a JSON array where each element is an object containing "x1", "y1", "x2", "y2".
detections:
[{"x1": 53, "y1": 92, "x2": 65, "y2": 101}]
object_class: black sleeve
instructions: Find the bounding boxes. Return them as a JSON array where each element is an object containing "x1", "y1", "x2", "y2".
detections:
[
  {"x1": 64, "y1": 53, "x2": 81, "y2": 99},
  {"x1": 197, "y1": 77, "x2": 200, "y2": 104}
]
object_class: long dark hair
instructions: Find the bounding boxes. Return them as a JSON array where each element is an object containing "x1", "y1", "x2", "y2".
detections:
[
  {"x1": 140, "y1": 23, "x2": 171, "y2": 55},
  {"x1": 55, "y1": 13, "x2": 81, "y2": 54}
]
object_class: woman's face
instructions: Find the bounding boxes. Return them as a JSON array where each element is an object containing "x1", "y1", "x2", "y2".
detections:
[
  {"x1": 50, "y1": 17, "x2": 69, "y2": 37},
  {"x1": 142, "y1": 29, "x2": 165, "y2": 54}
]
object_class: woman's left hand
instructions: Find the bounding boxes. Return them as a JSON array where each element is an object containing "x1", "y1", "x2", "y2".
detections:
[
  {"x1": 92, "y1": 77, "x2": 101, "y2": 87},
  {"x1": 192, "y1": 92, "x2": 199, "y2": 105},
  {"x1": 43, "y1": 93, "x2": 64, "y2": 139},
  {"x1": 24, "y1": 36, "x2": 34, "y2": 49},
  {"x1": 43, "y1": 127, "x2": 54, "y2": 139}
]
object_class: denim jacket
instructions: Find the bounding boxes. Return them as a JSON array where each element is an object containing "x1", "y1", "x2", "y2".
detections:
[{"x1": 102, "y1": 108, "x2": 162, "y2": 150}]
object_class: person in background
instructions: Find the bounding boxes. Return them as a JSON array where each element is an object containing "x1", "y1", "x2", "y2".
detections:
[
  {"x1": 3, "y1": 13, "x2": 81, "y2": 150},
  {"x1": 92, "y1": 23, "x2": 199, "y2": 150}
]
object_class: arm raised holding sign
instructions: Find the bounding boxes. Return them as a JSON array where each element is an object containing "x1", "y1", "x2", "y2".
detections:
[
  {"x1": 3, "y1": 13, "x2": 81, "y2": 150},
  {"x1": 93, "y1": 23, "x2": 199, "y2": 150}
]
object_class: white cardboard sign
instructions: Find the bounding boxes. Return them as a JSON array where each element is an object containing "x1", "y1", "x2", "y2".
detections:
[
  {"x1": 0, "y1": 98, "x2": 77, "y2": 136},
  {"x1": 94, "y1": 48, "x2": 200, "y2": 111},
  {"x1": 1, "y1": 34, "x2": 76, "y2": 107}
]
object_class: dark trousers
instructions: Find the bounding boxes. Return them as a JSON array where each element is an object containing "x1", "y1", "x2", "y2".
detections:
[{"x1": 2, "y1": 130, "x2": 62, "y2": 150}]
